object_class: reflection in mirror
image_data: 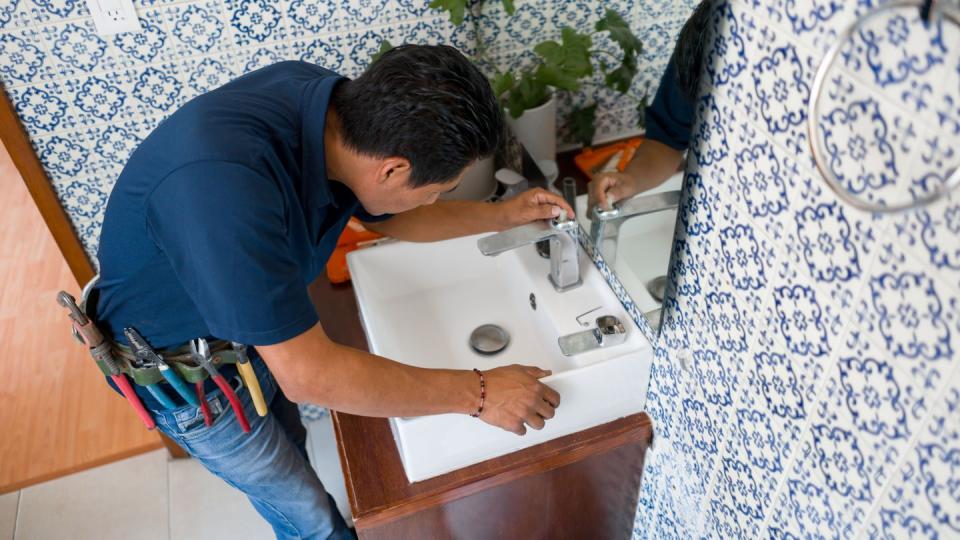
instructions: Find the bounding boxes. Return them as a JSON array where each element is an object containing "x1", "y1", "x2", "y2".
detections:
[
  {"x1": 576, "y1": 172, "x2": 684, "y2": 332},
  {"x1": 575, "y1": 1, "x2": 712, "y2": 334}
]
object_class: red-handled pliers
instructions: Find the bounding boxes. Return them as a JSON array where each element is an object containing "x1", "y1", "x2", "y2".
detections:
[{"x1": 191, "y1": 338, "x2": 250, "y2": 433}]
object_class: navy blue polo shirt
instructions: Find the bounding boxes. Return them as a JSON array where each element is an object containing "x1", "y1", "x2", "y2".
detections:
[
  {"x1": 644, "y1": 55, "x2": 694, "y2": 151},
  {"x1": 94, "y1": 61, "x2": 389, "y2": 406}
]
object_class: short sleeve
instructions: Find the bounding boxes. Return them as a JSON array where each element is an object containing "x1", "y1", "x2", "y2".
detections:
[
  {"x1": 353, "y1": 204, "x2": 393, "y2": 223},
  {"x1": 146, "y1": 162, "x2": 319, "y2": 345},
  {"x1": 644, "y1": 56, "x2": 695, "y2": 151}
]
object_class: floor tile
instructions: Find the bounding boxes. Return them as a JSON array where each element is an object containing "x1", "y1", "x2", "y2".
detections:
[
  {"x1": 168, "y1": 457, "x2": 274, "y2": 540},
  {"x1": 15, "y1": 450, "x2": 167, "y2": 540},
  {"x1": 306, "y1": 414, "x2": 353, "y2": 527},
  {"x1": 0, "y1": 491, "x2": 18, "y2": 540}
]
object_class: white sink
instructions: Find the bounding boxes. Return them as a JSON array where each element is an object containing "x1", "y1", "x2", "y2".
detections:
[
  {"x1": 347, "y1": 232, "x2": 652, "y2": 482},
  {"x1": 576, "y1": 172, "x2": 683, "y2": 314}
]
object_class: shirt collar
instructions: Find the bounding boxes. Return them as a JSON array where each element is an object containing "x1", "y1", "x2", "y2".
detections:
[{"x1": 300, "y1": 73, "x2": 346, "y2": 211}]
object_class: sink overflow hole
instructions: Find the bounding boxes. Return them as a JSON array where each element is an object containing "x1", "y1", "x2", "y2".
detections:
[{"x1": 529, "y1": 293, "x2": 537, "y2": 311}]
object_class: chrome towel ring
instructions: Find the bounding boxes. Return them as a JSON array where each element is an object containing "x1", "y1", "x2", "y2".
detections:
[{"x1": 807, "y1": 0, "x2": 960, "y2": 214}]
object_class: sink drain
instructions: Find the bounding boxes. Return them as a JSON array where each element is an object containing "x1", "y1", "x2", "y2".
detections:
[
  {"x1": 469, "y1": 324, "x2": 510, "y2": 356},
  {"x1": 647, "y1": 275, "x2": 668, "y2": 303}
]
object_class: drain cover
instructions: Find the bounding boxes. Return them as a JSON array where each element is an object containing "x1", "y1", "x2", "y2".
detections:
[
  {"x1": 469, "y1": 324, "x2": 510, "y2": 355},
  {"x1": 647, "y1": 275, "x2": 668, "y2": 303}
]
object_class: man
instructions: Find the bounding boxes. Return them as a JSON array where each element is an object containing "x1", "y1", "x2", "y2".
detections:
[
  {"x1": 93, "y1": 45, "x2": 571, "y2": 539},
  {"x1": 589, "y1": 1, "x2": 711, "y2": 210}
]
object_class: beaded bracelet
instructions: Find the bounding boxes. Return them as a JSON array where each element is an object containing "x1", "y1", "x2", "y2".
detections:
[{"x1": 470, "y1": 368, "x2": 486, "y2": 418}]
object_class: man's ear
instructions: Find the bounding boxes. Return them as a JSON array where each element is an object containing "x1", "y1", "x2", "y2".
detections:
[{"x1": 377, "y1": 156, "x2": 412, "y2": 187}]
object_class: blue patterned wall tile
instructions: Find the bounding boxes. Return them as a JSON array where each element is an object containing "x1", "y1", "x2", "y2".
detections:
[
  {"x1": 894, "y1": 193, "x2": 960, "y2": 296},
  {"x1": 854, "y1": 241, "x2": 958, "y2": 389},
  {"x1": 838, "y1": 6, "x2": 960, "y2": 135},
  {"x1": 163, "y1": 2, "x2": 227, "y2": 57},
  {"x1": 769, "y1": 342, "x2": 934, "y2": 539},
  {"x1": 6, "y1": 0, "x2": 88, "y2": 28},
  {"x1": 814, "y1": 72, "x2": 960, "y2": 211},
  {"x1": 0, "y1": 30, "x2": 48, "y2": 87},
  {"x1": 8, "y1": 82, "x2": 69, "y2": 135},
  {"x1": 33, "y1": 133, "x2": 89, "y2": 181},
  {"x1": 863, "y1": 383, "x2": 960, "y2": 539},
  {"x1": 551, "y1": 1, "x2": 603, "y2": 34},
  {"x1": 637, "y1": 18, "x2": 686, "y2": 68},
  {"x1": 224, "y1": 0, "x2": 287, "y2": 47},
  {"x1": 630, "y1": 0, "x2": 703, "y2": 24},
  {"x1": 633, "y1": 1, "x2": 960, "y2": 538}
]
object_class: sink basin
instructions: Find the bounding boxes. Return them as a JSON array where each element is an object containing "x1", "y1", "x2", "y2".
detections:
[
  {"x1": 347, "y1": 232, "x2": 652, "y2": 482},
  {"x1": 576, "y1": 172, "x2": 683, "y2": 314}
]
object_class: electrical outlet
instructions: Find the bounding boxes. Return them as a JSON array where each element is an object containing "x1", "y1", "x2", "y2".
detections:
[{"x1": 86, "y1": 0, "x2": 142, "y2": 35}]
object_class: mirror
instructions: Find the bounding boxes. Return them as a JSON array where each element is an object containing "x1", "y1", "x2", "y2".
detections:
[{"x1": 576, "y1": 171, "x2": 685, "y2": 335}]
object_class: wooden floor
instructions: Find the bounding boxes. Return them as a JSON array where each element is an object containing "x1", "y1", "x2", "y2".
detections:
[{"x1": 0, "y1": 142, "x2": 161, "y2": 494}]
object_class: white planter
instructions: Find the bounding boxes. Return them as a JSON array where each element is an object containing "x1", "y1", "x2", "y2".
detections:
[
  {"x1": 505, "y1": 96, "x2": 557, "y2": 163},
  {"x1": 440, "y1": 156, "x2": 496, "y2": 201}
]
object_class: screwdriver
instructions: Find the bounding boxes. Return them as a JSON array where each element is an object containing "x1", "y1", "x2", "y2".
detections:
[
  {"x1": 232, "y1": 342, "x2": 267, "y2": 417},
  {"x1": 57, "y1": 292, "x2": 155, "y2": 430}
]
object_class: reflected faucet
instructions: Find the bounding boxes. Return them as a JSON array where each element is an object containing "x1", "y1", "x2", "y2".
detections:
[
  {"x1": 589, "y1": 190, "x2": 682, "y2": 265},
  {"x1": 478, "y1": 214, "x2": 582, "y2": 292}
]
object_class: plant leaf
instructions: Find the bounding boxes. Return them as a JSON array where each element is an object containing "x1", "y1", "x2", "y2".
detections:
[
  {"x1": 535, "y1": 64, "x2": 580, "y2": 92},
  {"x1": 559, "y1": 27, "x2": 592, "y2": 77},
  {"x1": 569, "y1": 104, "x2": 598, "y2": 147},
  {"x1": 533, "y1": 40, "x2": 563, "y2": 65},
  {"x1": 491, "y1": 70, "x2": 515, "y2": 98},
  {"x1": 371, "y1": 40, "x2": 393, "y2": 63},
  {"x1": 507, "y1": 71, "x2": 549, "y2": 118},
  {"x1": 636, "y1": 92, "x2": 650, "y2": 130},
  {"x1": 532, "y1": 26, "x2": 593, "y2": 93},
  {"x1": 501, "y1": 0, "x2": 515, "y2": 15},
  {"x1": 429, "y1": 0, "x2": 468, "y2": 25},
  {"x1": 596, "y1": 9, "x2": 642, "y2": 56},
  {"x1": 603, "y1": 52, "x2": 637, "y2": 93}
]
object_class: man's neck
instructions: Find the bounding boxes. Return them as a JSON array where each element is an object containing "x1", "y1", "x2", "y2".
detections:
[{"x1": 323, "y1": 109, "x2": 350, "y2": 186}]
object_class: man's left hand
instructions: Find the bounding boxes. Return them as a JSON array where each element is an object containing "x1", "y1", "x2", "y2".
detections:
[{"x1": 497, "y1": 188, "x2": 576, "y2": 231}]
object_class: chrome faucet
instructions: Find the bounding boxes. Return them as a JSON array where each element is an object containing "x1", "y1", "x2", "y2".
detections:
[
  {"x1": 589, "y1": 190, "x2": 682, "y2": 265},
  {"x1": 478, "y1": 213, "x2": 582, "y2": 292}
]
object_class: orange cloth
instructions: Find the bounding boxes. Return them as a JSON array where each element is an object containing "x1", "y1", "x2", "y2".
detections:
[
  {"x1": 325, "y1": 218, "x2": 385, "y2": 284},
  {"x1": 574, "y1": 137, "x2": 644, "y2": 181}
]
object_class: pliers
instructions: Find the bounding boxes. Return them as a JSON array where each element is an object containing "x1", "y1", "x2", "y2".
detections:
[
  {"x1": 191, "y1": 338, "x2": 251, "y2": 433},
  {"x1": 124, "y1": 327, "x2": 198, "y2": 408}
]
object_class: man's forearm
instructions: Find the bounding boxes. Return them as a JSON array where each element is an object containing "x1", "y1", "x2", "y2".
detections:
[
  {"x1": 364, "y1": 200, "x2": 504, "y2": 242},
  {"x1": 258, "y1": 323, "x2": 479, "y2": 417},
  {"x1": 624, "y1": 139, "x2": 685, "y2": 193}
]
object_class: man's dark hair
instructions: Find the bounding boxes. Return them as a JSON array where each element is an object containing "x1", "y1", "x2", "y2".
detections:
[
  {"x1": 674, "y1": 0, "x2": 713, "y2": 102},
  {"x1": 331, "y1": 44, "x2": 503, "y2": 187}
]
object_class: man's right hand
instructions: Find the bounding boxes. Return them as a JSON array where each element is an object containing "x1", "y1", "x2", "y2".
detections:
[
  {"x1": 478, "y1": 364, "x2": 560, "y2": 436},
  {"x1": 587, "y1": 171, "x2": 641, "y2": 213}
]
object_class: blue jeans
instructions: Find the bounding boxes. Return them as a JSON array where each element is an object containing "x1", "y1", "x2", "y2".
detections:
[{"x1": 150, "y1": 351, "x2": 353, "y2": 540}]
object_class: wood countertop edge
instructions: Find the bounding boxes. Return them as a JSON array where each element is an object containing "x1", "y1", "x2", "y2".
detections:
[{"x1": 334, "y1": 411, "x2": 653, "y2": 530}]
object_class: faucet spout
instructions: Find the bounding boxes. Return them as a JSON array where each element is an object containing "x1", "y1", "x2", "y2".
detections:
[
  {"x1": 478, "y1": 221, "x2": 554, "y2": 256},
  {"x1": 478, "y1": 218, "x2": 582, "y2": 292},
  {"x1": 589, "y1": 190, "x2": 681, "y2": 265}
]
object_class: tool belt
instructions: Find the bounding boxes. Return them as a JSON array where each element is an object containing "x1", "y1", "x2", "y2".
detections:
[
  {"x1": 72, "y1": 277, "x2": 240, "y2": 385},
  {"x1": 105, "y1": 339, "x2": 240, "y2": 385}
]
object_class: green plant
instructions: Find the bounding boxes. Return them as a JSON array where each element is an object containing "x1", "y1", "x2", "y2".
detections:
[
  {"x1": 428, "y1": 3, "x2": 647, "y2": 147},
  {"x1": 429, "y1": 0, "x2": 515, "y2": 25}
]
